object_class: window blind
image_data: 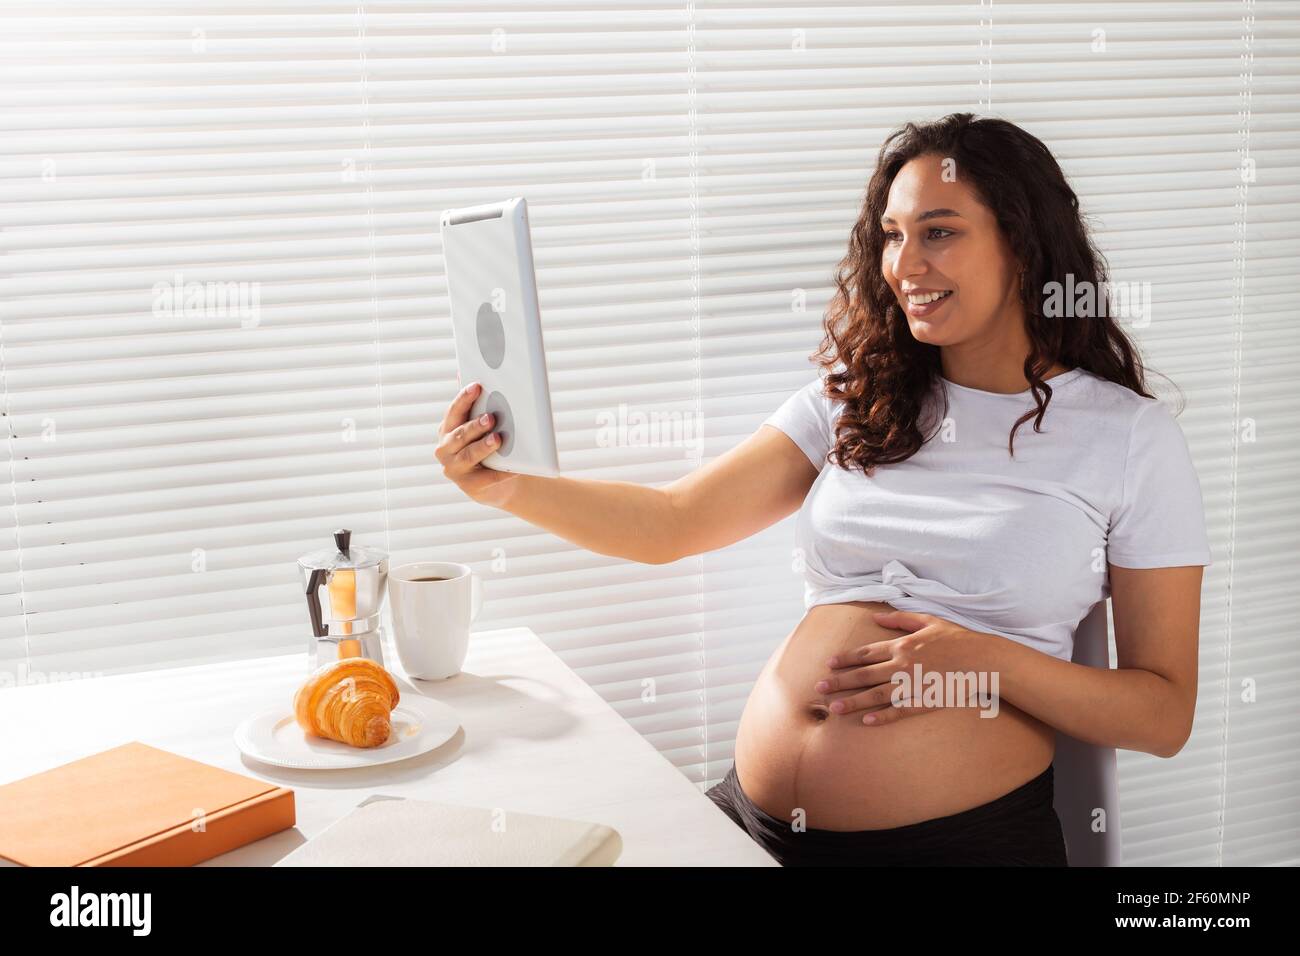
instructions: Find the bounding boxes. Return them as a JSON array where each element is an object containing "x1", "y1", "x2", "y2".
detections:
[
  {"x1": 975, "y1": 0, "x2": 1297, "y2": 868},
  {"x1": 1, "y1": 0, "x2": 1295, "y2": 867}
]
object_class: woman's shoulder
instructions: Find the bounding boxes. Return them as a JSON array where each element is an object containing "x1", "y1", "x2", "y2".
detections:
[
  {"x1": 1065, "y1": 368, "x2": 1174, "y2": 426},
  {"x1": 800, "y1": 371, "x2": 849, "y2": 419}
]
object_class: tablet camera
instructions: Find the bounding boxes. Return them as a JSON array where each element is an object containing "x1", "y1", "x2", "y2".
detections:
[
  {"x1": 483, "y1": 390, "x2": 513, "y2": 457},
  {"x1": 476, "y1": 301, "x2": 506, "y2": 369}
]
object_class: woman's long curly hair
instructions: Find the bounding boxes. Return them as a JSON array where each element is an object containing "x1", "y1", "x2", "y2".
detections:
[{"x1": 814, "y1": 112, "x2": 1165, "y2": 476}]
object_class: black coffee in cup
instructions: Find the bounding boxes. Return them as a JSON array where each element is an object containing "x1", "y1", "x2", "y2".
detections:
[{"x1": 390, "y1": 561, "x2": 481, "y2": 679}]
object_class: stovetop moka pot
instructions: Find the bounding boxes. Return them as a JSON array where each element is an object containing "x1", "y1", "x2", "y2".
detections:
[{"x1": 297, "y1": 528, "x2": 388, "y2": 670}]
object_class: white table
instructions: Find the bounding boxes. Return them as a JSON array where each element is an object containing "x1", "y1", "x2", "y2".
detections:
[{"x1": 0, "y1": 626, "x2": 775, "y2": 866}]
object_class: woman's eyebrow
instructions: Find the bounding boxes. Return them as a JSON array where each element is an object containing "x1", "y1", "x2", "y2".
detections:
[{"x1": 880, "y1": 208, "x2": 965, "y2": 224}]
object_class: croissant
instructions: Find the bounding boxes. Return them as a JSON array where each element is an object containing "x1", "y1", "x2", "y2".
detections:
[{"x1": 293, "y1": 657, "x2": 400, "y2": 748}]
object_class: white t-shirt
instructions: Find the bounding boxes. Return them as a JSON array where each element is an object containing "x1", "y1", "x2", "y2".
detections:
[{"x1": 760, "y1": 367, "x2": 1213, "y2": 663}]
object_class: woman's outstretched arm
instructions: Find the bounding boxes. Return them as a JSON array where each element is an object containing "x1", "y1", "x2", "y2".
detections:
[{"x1": 437, "y1": 380, "x2": 819, "y2": 565}]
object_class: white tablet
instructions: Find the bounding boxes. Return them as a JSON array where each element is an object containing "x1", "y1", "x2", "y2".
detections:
[{"x1": 440, "y1": 196, "x2": 561, "y2": 478}]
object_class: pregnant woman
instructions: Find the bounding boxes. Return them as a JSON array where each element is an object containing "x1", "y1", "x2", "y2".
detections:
[{"x1": 436, "y1": 113, "x2": 1212, "y2": 866}]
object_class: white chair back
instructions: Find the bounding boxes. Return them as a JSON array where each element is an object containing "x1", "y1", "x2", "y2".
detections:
[{"x1": 1051, "y1": 599, "x2": 1123, "y2": 866}]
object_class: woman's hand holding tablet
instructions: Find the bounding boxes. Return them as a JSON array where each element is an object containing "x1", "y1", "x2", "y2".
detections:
[{"x1": 436, "y1": 380, "x2": 519, "y2": 508}]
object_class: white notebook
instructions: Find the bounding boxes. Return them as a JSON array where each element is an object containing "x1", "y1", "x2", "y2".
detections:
[{"x1": 276, "y1": 795, "x2": 622, "y2": 867}]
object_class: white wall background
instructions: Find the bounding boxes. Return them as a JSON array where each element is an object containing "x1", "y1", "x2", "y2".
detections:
[{"x1": 1, "y1": 0, "x2": 1296, "y2": 865}]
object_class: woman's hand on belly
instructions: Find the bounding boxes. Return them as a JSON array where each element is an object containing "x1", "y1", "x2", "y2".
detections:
[
  {"x1": 734, "y1": 601, "x2": 1056, "y2": 829},
  {"x1": 814, "y1": 608, "x2": 995, "y2": 725}
]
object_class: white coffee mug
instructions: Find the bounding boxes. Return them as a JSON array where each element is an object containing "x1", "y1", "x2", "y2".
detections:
[{"x1": 388, "y1": 561, "x2": 483, "y2": 680}]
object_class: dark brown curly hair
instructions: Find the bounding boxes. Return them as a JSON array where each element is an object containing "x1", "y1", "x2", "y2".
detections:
[{"x1": 813, "y1": 112, "x2": 1168, "y2": 476}]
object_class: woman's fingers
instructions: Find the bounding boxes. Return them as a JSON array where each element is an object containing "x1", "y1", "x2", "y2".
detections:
[
  {"x1": 436, "y1": 378, "x2": 522, "y2": 508},
  {"x1": 453, "y1": 419, "x2": 499, "y2": 470},
  {"x1": 828, "y1": 684, "x2": 932, "y2": 724},
  {"x1": 815, "y1": 659, "x2": 894, "y2": 695},
  {"x1": 825, "y1": 639, "x2": 892, "y2": 670},
  {"x1": 437, "y1": 381, "x2": 481, "y2": 444},
  {"x1": 437, "y1": 387, "x2": 498, "y2": 468},
  {"x1": 826, "y1": 682, "x2": 898, "y2": 716},
  {"x1": 858, "y1": 697, "x2": 932, "y2": 726},
  {"x1": 870, "y1": 609, "x2": 934, "y2": 634}
]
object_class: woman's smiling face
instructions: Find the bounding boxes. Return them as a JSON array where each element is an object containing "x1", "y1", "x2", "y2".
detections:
[{"x1": 880, "y1": 153, "x2": 1023, "y2": 348}]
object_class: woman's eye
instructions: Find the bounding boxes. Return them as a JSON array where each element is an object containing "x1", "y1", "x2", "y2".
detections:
[{"x1": 882, "y1": 228, "x2": 952, "y2": 243}]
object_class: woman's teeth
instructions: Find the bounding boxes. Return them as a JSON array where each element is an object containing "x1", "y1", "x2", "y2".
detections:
[{"x1": 906, "y1": 290, "x2": 952, "y2": 305}]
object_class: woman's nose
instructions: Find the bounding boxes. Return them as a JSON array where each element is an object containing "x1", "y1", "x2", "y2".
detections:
[{"x1": 890, "y1": 236, "x2": 928, "y2": 283}]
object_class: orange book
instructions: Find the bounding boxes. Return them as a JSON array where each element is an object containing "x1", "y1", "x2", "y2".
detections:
[{"x1": 0, "y1": 741, "x2": 295, "y2": 867}]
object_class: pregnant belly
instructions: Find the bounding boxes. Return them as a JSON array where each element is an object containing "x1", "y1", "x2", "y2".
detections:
[{"x1": 733, "y1": 600, "x2": 1056, "y2": 831}]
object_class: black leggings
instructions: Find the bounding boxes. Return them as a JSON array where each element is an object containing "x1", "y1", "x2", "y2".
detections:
[{"x1": 706, "y1": 761, "x2": 1069, "y2": 866}]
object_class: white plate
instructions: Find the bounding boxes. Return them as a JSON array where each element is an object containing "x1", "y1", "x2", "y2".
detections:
[{"x1": 234, "y1": 693, "x2": 461, "y2": 770}]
